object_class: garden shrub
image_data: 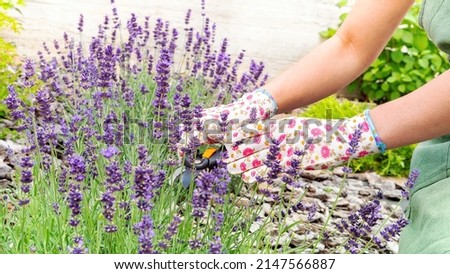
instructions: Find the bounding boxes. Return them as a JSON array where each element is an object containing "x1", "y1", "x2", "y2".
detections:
[
  {"x1": 0, "y1": 0, "x2": 24, "y2": 119},
  {"x1": 321, "y1": 0, "x2": 449, "y2": 103},
  {"x1": 1, "y1": 2, "x2": 412, "y2": 254}
]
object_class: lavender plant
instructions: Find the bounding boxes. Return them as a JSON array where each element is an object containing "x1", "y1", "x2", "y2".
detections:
[{"x1": 0, "y1": 1, "x2": 413, "y2": 254}]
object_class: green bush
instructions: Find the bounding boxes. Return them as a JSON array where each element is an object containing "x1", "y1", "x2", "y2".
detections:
[
  {"x1": 301, "y1": 96, "x2": 415, "y2": 177},
  {"x1": 0, "y1": 0, "x2": 24, "y2": 119},
  {"x1": 321, "y1": 0, "x2": 449, "y2": 103}
]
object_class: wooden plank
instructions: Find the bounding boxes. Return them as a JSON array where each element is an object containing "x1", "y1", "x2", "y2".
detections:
[{"x1": 2, "y1": 0, "x2": 340, "y2": 77}]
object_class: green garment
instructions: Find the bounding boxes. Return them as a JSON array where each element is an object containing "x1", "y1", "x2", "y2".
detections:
[
  {"x1": 418, "y1": 0, "x2": 450, "y2": 58},
  {"x1": 398, "y1": 136, "x2": 450, "y2": 253},
  {"x1": 398, "y1": 1, "x2": 450, "y2": 253}
]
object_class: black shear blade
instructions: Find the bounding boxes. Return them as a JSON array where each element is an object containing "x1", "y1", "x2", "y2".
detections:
[{"x1": 181, "y1": 168, "x2": 195, "y2": 188}]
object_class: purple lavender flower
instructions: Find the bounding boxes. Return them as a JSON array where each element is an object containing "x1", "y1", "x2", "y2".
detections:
[
  {"x1": 4, "y1": 86, "x2": 25, "y2": 121},
  {"x1": 192, "y1": 171, "x2": 215, "y2": 218},
  {"x1": 58, "y1": 168, "x2": 68, "y2": 193},
  {"x1": 102, "y1": 124, "x2": 116, "y2": 145},
  {"x1": 249, "y1": 107, "x2": 257, "y2": 123},
  {"x1": 101, "y1": 190, "x2": 116, "y2": 222},
  {"x1": 185, "y1": 9, "x2": 192, "y2": 26},
  {"x1": 163, "y1": 216, "x2": 181, "y2": 241},
  {"x1": 77, "y1": 14, "x2": 84, "y2": 32},
  {"x1": 119, "y1": 201, "x2": 131, "y2": 221},
  {"x1": 211, "y1": 157, "x2": 230, "y2": 204},
  {"x1": 70, "y1": 236, "x2": 88, "y2": 254},
  {"x1": 52, "y1": 202, "x2": 61, "y2": 215},
  {"x1": 358, "y1": 199, "x2": 382, "y2": 227},
  {"x1": 132, "y1": 165, "x2": 162, "y2": 212},
  {"x1": 345, "y1": 238, "x2": 360, "y2": 254},
  {"x1": 105, "y1": 224, "x2": 118, "y2": 233},
  {"x1": 20, "y1": 156, "x2": 34, "y2": 168},
  {"x1": 137, "y1": 145, "x2": 148, "y2": 163},
  {"x1": 152, "y1": 47, "x2": 172, "y2": 121},
  {"x1": 402, "y1": 169, "x2": 420, "y2": 198},
  {"x1": 97, "y1": 45, "x2": 117, "y2": 88},
  {"x1": 346, "y1": 124, "x2": 363, "y2": 156},
  {"x1": 19, "y1": 199, "x2": 30, "y2": 206},
  {"x1": 21, "y1": 59, "x2": 36, "y2": 88},
  {"x1": 189, "y1": 238, "x2": 203, "y2": 250},
  {"x1": 249, "y1": 60, "x2": 265, "y2": 84},
  {"x1": 34, "y1": 88, "x2": 53, "y2": 122},
  {"x1": 4, "y1": 85, "x2": 21, "y2": 110},
  {"x1": 209, "y1": 236, "x2": 222, "y2": 254},
  {"x1": 342, "y1": 166, "x2": 353, "y2": 174},
  {"x1": 68, "y1": 154, "x2": 86, "y2": 182},
  {"x1": 101, "y1": 146, "x2": 119, "y2": 159},
  {"x1": 20, "y1": 170, "x2": 33, "y2": 193},
  {"x1": 67, "y1": 184, "x2": 83, "y2": 227},
  {"x1": 124, "y1": 160, "x2": 133, "y2": 174},
  {"x1": 214, "y1": 212, "x2": 224, "y2": 232},
  {"x1": 134, "y1": 215, "x2": 155, "y2": 254},
  {"x1": 380, "y1": 217, "x2": 409, "y2": 242},
  {"x1": 307, "y1": 203, "x2": 318, "y2": 221},
  {"x1": 263, "y1": 138, "x2": 282, "y2": 185}
]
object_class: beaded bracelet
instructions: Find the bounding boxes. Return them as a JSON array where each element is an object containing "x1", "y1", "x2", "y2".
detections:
[{"x1": 364, "y1": 109, "x2": 387, "y2": 153}]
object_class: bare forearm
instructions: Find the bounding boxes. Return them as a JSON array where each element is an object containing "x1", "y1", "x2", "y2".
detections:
[
  {"x1": 263, "y1": 0, "x2": 414, "y2": 114},
  {"x1": 371, "y1": 70, "x2": 450, "y2": 149},
  {"x1": 263, "y1": 36, "x2": 366, "y2": 113}
]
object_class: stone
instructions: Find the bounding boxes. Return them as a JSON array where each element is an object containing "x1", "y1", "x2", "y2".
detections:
[
  {"x1": 0, "y1": 179, "x2": 11, "y2": 188},
  {"x1": 347, "y1": 179, "x2": 366, "y2": 188},
  {"x1": 258, "y1": 182, "x2": 280, "y2": 193},
  {"x1": 249, "y1": 220, "x2": 264, "y2": 233},
  {"x1": 301, "y1": 170, "x2": 333, "y2": 181},
  {"x1": 336, "y1": 198, "x2": 349, "y2": 208},
  {"x1": 262, "y1": 203, "x2": 273, "y2": 215},
  {"x1": 312, "y1": 193, "x2": 330, "y2": 203},
  {"x1": 380, "y1": 180, "x2": 396, "y2": 192},
  {"x1": 331, "y1": 209, "x2": 349, "y2": 219},
  {"x1": 235, "y1": 197, "x2": 251, "y2": 207},
  {"x1": 0, "y1": 119, "x2": 14, "y2": 128},
  {"x1": 270, "y1": 232, "x2": 292, "y2": 247},
  {"x1": 366, "y1": 172, "x2": 382, "y2": 186},
  {"x1": 307, "y1": 184, "x2": 318, "y2": 194},
  {"x1": 0, "y1": 160, "x2": 12, "y2": 179},
  {"x1": 0, "y1": 140, "x2": 24, "y2": 156},
  {"x1": 332, "y1": 166, "x2": 346, "y2": 177},
  {"x1": 383, "y1": 189, "x2": 403, "y2": 201},
  {"x1": 386, "y1": 241, "x2": 399, "y2": 254},
  {"x1": 358, "y1": 189, "x2": 372, "y2": 197}
]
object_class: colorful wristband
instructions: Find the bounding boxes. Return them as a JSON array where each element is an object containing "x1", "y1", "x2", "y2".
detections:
[{"x1": 364, "y1": 109, "x2": 387, "y2": 153}]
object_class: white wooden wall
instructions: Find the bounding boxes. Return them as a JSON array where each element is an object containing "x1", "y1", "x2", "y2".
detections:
[{"x1": 3, "y1": 0, "x2": 342, "y2": 77}]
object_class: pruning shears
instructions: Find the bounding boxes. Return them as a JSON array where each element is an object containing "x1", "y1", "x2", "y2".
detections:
[{"x1": 172, "y1": 146, "x2": 225, "y2": 188}]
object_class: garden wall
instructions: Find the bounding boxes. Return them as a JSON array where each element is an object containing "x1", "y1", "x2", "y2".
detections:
[{"x1": 2, "y1": 0, "x2": 342, "y2": 77}]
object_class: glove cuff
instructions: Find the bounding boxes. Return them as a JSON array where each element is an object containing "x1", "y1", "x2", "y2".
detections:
[
  {"x1": 254, "y1": 88, "x2": 278, "y2": 118},
  {"x1": 363, "y1": 109, "x2": 387, "y2": 153}
]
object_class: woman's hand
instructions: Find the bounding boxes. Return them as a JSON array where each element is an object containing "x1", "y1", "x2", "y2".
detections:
[
  {"x1": 177, "y1": 89, "x2": 278, "y2": 156},
  {"x1": 224, "y1": 111, "x2": 385, "y2": 183}
]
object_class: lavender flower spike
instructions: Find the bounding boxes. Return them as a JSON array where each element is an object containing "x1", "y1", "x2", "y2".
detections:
[
  {"x1": 134, "y1": 215, "x2": 155, "y2": 254},
  {"x1": 101, "y1": 146, "x2": 119, "y2": 159}
]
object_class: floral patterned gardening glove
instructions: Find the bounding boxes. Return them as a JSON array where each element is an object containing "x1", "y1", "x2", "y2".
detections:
[
  {"x1": 177, "y1": 88, "x2": 278, "y2": 156},
  {"x1": 223, "y1": 110, "x2": 387, "y2": 183}
]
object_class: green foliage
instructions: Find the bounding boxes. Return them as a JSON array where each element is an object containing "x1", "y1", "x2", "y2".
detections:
[
  {"x1": 300, "y1": 95, "x2": 373, "y2": 119},
  {"x1": 301, "y1": 96, "x2": 414, "y2": 177},
  {"x1": 321, "y1": 0, "x2": 449, "y2": 103},
  {"x1": 351, "y1": 145, "x2": 416, "y2": 178},
  {"x1": 0, "y1": 0, "x2": 24, "y2": 119}
]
